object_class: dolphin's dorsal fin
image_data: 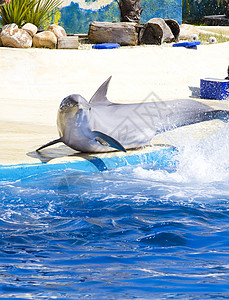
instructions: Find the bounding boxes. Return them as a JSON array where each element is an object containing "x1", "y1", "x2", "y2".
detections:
[{"x1": 89, "y1": 76, "x2": 113, "y2": 106}]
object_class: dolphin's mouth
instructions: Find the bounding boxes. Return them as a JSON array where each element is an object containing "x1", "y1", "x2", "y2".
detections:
[{"x1": 60, "y1": 98, "x2": 79, "y2": 112}]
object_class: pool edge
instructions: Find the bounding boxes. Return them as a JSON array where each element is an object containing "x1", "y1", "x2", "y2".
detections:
[{"x1": 0, "y1": 148, "x2": 177, "y2": 181}]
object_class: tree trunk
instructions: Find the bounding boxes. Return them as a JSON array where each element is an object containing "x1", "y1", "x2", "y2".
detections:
[
  {"x1": 88, "y1": 21, "x2": 138, "y2": 46},
  {"x1": 139, "y1": 18, "x2": 176, "y2": 45},
  {"x1": 117, "y1": 0, "x2": 142, "y2": 23}
]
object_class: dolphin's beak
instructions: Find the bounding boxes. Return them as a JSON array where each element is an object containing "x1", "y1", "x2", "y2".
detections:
[{"x1": 59, "y1": 106, "x2": 79, "y2": 115}]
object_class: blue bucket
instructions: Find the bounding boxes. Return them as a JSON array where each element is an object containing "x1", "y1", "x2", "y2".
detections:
[{"x1": 200, "y1": 78, "x2": 229, "y2": 100}]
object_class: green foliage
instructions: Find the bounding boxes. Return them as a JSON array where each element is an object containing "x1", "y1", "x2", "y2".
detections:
[
  {"x1": 0, "y1": 0, "x2": 63, "y2": 28},
  {"x1": 182, "y1": 0, "x2": 225, "y2": 21},
  {"x1": 61, "y1": 2, "x2": 120, "y2": 34},
  {"x1": 42, "y1": 7, "x2": 62, "y2": 29},
  {"x1": 0, "y1": 0, "x2": 34, "y2": 27},
  {"x1": 25, "y1": 0, "x2": 63, "y2": 28}
]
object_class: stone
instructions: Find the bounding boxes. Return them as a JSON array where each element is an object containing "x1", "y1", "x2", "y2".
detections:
[
  {"x1": 2, "y1": 23, "x2": 18, "y2": 31},
  {"x1": 57, "y1": 36, "x2": 79, "y2": 49},
  {"x1": 191, "y1": 34, "x2": 199, "y2": 41},
  {"x1": 88, "y1": 21, "x2": 138, "y2": 46},
  {"x1": 139, "y1": 18, "x2": 175, "y2": 45},
  {"x1": 0, "y1": 24, "x2": 32, "y2": 48},
  {"x1": 179, "y1": 24, "x2": 199, "y2": 40},
  {"x1": 209, "y1": 36, "x2": 217, "y2": 43},
  {"x1": 33, "y1": 31, "x2": 57, "y2": 49},
  {"x1": 48, "y1": 24, "x2": 67, "y2": 39},
  {"x1": 22, "y1": 23, "x2": 37, "y2": 37}
]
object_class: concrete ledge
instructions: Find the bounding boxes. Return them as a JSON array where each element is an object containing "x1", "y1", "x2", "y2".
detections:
[
  {"x1": 204, "y1": 15, "x2": 229, "y2": 26},
  {"x1": 57, "y1": 36, "x2": 79, "y2": 49}
]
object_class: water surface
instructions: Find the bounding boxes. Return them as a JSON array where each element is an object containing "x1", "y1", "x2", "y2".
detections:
[{"x1": 0, "y1": 125, "x2": 229, "y2": 299}]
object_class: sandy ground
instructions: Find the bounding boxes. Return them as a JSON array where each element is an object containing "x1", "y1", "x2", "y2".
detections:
[{"x1": 1, "y1": 41, "x2": 229, "y2": 165}]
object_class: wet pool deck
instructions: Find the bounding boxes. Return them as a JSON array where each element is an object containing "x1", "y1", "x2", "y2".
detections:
[{"x1": 0, "y1": 40, "x2": 229, "y2": 169}]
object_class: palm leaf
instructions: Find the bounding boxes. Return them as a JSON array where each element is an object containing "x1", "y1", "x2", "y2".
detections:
[
  {"x1": 0, "y1": 0, "x2": 35, "y2": 26},
  {"x1": 0, "y1": 0, "x2": 63, "y2": 28},
  {"x1": 27, "y1": 0, "x2": 63, "y2": 28}
]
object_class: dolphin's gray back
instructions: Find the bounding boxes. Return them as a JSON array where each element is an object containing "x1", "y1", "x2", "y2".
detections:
[
  {"x1": 90, "y1": 99, "x2": 217, "y2": 148},
  {"x1": 37, "y1": 75, "x2": 228, "y2": 153}
]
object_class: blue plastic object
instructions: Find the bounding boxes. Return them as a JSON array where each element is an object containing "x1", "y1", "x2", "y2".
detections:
[
  {"x1": 200, "y1": 78, "x2": 229, "y2": 100},
  {"x1": 173, "y1": 41, "x2": 201, "y2": 49},
  {"x1": 92, "y1": 43, "x2": 120, "y2": 49}
]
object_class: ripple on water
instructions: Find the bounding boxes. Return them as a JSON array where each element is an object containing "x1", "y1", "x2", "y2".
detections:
[{"x1": 1, "y1": 125, "x2": 229, "y2": 298}]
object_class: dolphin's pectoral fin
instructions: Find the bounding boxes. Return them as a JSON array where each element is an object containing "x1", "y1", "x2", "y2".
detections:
[
  {"x1": 92, "y1": 131, "x2": 126, "y2": 152},
  {"x1": 36, "y1": 138, "x2": 63, "y2": 152},
  {"x1": 89, "y1": 76, "x2": 113, "y2": 106}
]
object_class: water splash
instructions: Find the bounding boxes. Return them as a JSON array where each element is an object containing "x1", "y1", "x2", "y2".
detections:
[{"x1": 136, "y1": 123, "x2": 229, "y2": 184}]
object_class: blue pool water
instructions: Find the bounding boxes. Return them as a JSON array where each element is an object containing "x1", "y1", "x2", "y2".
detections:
[{"x1": 1, "y1": 126, "x2": 229, "y2": 299}]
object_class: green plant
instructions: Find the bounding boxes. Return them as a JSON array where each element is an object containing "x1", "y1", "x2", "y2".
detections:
[
  {"x1": 0, "y1": 0, "x2": 34, "y2": 27},
  {"x1": 26, "y1": 0, "x2": 63, "y2": 28},
  {"x1": 42, "y1": 7, "x2": 62, "y2": 30},
  {"x1": 0, "y1": 0, "x2": 63, "y2": 28}
]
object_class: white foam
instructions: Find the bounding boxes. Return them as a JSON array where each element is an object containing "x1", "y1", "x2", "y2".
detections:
[{"x1": 134, "y1": 123, "x2": 229, "y2": 184}]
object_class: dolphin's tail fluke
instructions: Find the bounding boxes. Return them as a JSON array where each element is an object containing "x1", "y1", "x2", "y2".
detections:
[{"x1": 36, "y1": 138, "x2": 63, "y2": 152}]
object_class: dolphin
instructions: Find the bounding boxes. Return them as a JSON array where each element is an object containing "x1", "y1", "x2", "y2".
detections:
[{"x1": 36, "y1": 76, "x2": 229, "y2": 153}]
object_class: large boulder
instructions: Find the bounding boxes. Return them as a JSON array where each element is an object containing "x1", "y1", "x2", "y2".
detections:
[
  {"x1": 48, "y1": 24, "x2": 67, "y2": 39},
  {"x1": 88, "y1": 21, "x2": 138, "y2": 46},
  {"x1": 2, "y1": 23, "x2": 18, "y2": 31},
  {"x1": 22, "y1": 23, "x2": 38, "y2": 37},
  {"x1": 0, "y1": 23, "x2": 32, "y2": 48},
  {"x1": 139, "y1": 18, "x2": 177, "y2": 45},
  {"x1": 33, "y1": 31, "x2": 57, "y2": 49}
]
